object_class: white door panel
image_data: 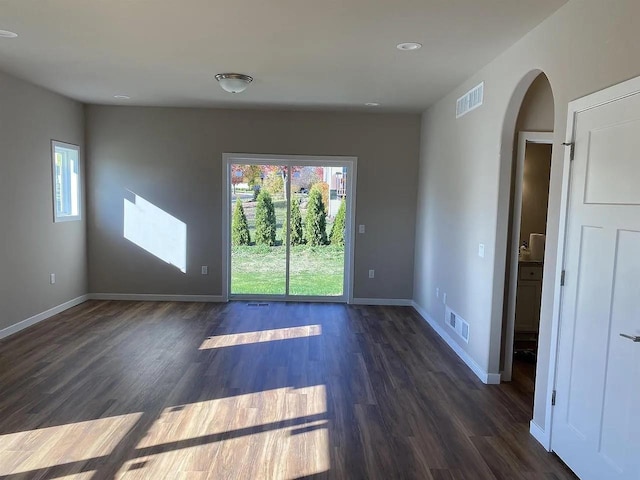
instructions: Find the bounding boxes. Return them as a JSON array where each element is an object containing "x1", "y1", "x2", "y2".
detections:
[
  {"x1": 552, "y1": 89, "x2": 640, "y2": 480},
  {"x1": 601, "y1": 229, "x2": 640, "y2": 471},
  {"x1": 586, "y1": 118, "x2": 640, "y2": 205}
]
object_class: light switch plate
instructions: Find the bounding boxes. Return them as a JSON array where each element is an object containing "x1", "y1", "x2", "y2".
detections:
[
  {"x1": 478, "y1": 243, "x2": 485, "y2": 258},
  {"x1": 359, "y1": 225, "x2": 366, "y2": 234}
]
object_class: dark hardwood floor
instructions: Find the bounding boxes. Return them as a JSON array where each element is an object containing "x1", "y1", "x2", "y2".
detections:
[
  {"x1": 512, "y1": 355, "x2": 537, "y2": 403},
  {"x1": 0, "y1": 301, "x2": 577, "y2": 479}
]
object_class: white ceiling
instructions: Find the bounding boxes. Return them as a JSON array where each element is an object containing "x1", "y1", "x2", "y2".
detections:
[{"x1": 0, "y1": 0, "x2": 567, "y2": 112}]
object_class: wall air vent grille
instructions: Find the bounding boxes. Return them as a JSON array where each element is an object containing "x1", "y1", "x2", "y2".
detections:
[
  {"x1": 456, "y1": 82, "x2": 484, "y2": 118},
  {"x1": 461, "y1": 322, "x2": 470, "y2": 342},
  {"x1": 445, "y1": 306, "x2": 470, "y2": 343}
]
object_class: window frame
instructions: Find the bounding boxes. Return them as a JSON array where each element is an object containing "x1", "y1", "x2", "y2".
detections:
[{"x1": 51, "y1": 140, "x2": 82, "y2": 223}]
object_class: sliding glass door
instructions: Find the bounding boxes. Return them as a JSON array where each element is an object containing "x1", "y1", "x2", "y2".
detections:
[
  {"x1": 288, "y1": 165, "x2": 346, "y2": 297},
  {"x1": 225, "y1": 155, "x2": 355, "y2": 302},
  {"x1": 229, "y1": 163, "x2": 288, "y2": 295}
]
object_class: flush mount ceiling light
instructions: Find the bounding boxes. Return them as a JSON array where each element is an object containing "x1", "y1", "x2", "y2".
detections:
[
  {"x1": 396, "y1": 42, "x2": 422, "y2": 51},
  {"x1": 0, "y1": 29, "x2": 18, "y2": 38},
  {"x1": 113, "y1": 94, "x2": 131, "y2": 100},
  {"x1": 365, "y1": 102, "x2": 380, "y2": 107},
  {"x1": 215, "y1": 73, "x2": 253, "y2": 94}
]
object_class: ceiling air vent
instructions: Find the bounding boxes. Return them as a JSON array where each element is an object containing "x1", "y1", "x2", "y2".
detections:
[{"x1": 456, "y1": 82, "x2": 484, "y2": 118}]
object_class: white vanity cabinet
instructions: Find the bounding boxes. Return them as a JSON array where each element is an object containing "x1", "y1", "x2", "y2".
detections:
[{"x1": 514, "y1": 262, "x2": 543, "y2": 352}]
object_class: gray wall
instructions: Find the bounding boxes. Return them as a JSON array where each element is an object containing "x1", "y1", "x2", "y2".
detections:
[
  {"x1": 515, "y1": 74, "x2": 555, "y2": 133},
  {"x1": 414, "y1": 0, "x2": 640, "y2": 431},
  {"x1": 0, "y1": 70, "x2": 87, "y2": 332},
  {"x1": 86, "y1": 106, "x2": 421, "y2": 300}
]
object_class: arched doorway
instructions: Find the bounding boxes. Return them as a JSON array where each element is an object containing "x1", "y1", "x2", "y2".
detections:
[{"x1": 494, "y1": 70, "x2": 556, "y2": 438}]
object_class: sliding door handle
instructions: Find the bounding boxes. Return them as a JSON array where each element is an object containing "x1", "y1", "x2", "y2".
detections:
[{"x1": 620, "y1": 333, "x2": 640, "y2": 342}]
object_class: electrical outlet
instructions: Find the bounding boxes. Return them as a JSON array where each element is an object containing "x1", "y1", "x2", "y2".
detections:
[
  {"x1": 201, "y1": 266, "x2": 208, "y2": 275},
  {"x1": 442, "y1": 292, "x2": 447, "y2": 305},
  {"x1": 359, "y1": 225, "x2": 366, "y2": 234},
  {"x1": 368, "y1": 269, "x2": 375, "y2": 279},
  {"x1": 50, "y1": 273, "x2": 56, "y2": 285}
]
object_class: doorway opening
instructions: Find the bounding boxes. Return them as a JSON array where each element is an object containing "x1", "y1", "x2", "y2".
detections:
[
  {"x1": 496, "y1": 72, "x2": 556, "y2": 446},
  {"x1": 503, "y1": 133, "x2": 553, "y2": 393},
  {"x1": 222, "y1": 154, "x2": 356, "y2": 302}
]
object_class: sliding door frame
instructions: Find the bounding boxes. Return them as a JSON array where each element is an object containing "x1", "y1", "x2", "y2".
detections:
[{"x1": 222, "y1": 153, "x2": 357, "y2": 303}]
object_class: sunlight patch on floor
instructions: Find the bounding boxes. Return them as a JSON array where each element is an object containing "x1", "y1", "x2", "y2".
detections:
[
  {"x1": 121, "y1": 385, "x2": 329, "y2": 479},
  {"x1": 120, "y1": 424, "x2": 329, "y2": 479},
  {"x1": 0, "y1": 413, "x2": 143, "y2": 476},
  {"x1": 199, "y1": 325, "x2": 322, "y2": 349},
  {"x1": 55, "y1": 473, "x2": 95, "y2": 479}
]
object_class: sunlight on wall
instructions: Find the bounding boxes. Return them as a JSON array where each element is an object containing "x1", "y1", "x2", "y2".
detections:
[
  {"x1": 0, "y1": 413, "x2": 143, "y2": 476},
  {"x1": 199, "y1": 325, "x2": 322, "y2": 349},
  {"x1": 124, "y1": 193, "x2": 187, "y2": 273},
  {"x1": 122, "y1": 386, "x2": 329, "y2": 479}
]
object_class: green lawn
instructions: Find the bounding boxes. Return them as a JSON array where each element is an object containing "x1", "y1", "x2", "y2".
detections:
[
  {"x1": 231, "y1": 244, "x2": 344, "y2": 296},
  {"x1": 231, "y1": 193, "x2": 342, "y2": 296}
]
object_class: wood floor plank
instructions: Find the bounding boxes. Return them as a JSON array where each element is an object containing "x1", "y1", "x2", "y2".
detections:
[{"x1": 0, "y1": 301, "x2": 577, "y2": 479}]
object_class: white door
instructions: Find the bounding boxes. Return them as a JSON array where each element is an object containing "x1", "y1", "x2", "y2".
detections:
[{"x1": 552, "y1": 87, "x2": 640, "y2": 479}]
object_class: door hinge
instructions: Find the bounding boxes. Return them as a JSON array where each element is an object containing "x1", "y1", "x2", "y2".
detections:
[
  {"x1": 552, "y1": 390, "x2": 557, "y2": 406},
  {"x1": 560, "y1": 270, "x2": 566, "y2": 286},
  {"x1": 562, "y1": 142, "x2": 575, "y2": 161}
]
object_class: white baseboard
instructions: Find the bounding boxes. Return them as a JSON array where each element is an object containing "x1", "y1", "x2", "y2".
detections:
[
  {"x1": 90, "y1": 293, "x2": 226, "y2": 302},
  {"x1": 529, "y1": 420, "x2": 551, "y2": 451},
  {"x1": 0, "y1": 294, "x2": 90, "y2": 340},
  {"x1": 93, "y1": 295, "x2": 410, "y2": 306},
  {"x1": 351, "y1": 298, "x2": 413, "y2": 306},
  {"x1": 411, "y1": 301, "x2": 501, "y2": 385}
]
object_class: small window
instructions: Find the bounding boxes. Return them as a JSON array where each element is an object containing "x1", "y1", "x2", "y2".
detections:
[{"x1": 51, "y1": 140, "x2": 82, "y2": 222}]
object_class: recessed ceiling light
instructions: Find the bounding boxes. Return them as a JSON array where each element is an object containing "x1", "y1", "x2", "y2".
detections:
[
  {"x1": 0, "y1": 29, "x2": 18, "y2": 38},
  {"x1": 396, "y1": 42, "x2": 422, "y2": 51},
  {"x1": 365, "y1": 102, "x2": 380, "y2": 107},
  {"x1": 113, "y1": 95, "x2": 131, "y2": 100}
]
